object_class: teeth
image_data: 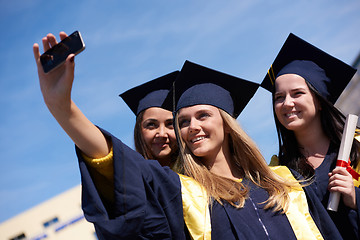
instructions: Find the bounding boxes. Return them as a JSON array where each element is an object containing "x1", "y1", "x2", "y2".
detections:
[
  {"x1": 286, "y1": 112, "x2": 296, "y2": 117},
  {"x1": 191, "y1": 137, "x2": 205, "y2": 143}
]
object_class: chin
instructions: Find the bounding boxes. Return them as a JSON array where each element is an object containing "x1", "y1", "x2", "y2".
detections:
[{"x1": 154, "y1": 150, "x2": 171, "y2": 158}]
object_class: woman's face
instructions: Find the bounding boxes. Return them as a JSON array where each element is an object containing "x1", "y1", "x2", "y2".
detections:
[
  {"x1": 274, "y1": 74, "x2": 321, "y2": 133},
  {"x1": 177, "y1": 104, "x2": 227, "y2": 162},
  {"x1": 141, "y1": 107, "x2": 177, "y2": 161}
]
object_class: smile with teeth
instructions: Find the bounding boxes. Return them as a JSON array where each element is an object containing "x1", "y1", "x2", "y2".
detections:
[
  {"x1": 191, "y1": 136, "x2": 205, "y2": 143},
  {"x1": 286, "y1": 112, "x2": 298, "y2": 117}
]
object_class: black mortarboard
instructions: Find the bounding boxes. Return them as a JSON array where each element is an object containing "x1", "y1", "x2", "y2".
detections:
[
  {"x1": 120, "y1": 71, "x2": 179, "y2": 116},
  {"x1": 261, "y1": 33, "x2": 356, "y2": 104},
  {"x1": 166, "y1": 60, "x2": 259, "y2": 119}
]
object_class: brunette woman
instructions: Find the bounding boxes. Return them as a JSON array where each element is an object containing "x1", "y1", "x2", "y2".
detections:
[
  {"x1": 261, "y1": 33, "x2": 360, "y2": 239},
  {"x1": 120, "y1": 72, "x2": 179, "y2": 167}
]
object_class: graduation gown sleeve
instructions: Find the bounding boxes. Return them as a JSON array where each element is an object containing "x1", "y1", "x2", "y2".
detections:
[{"x1": 76, "y1": 128, "x2": 186, "y2": 240}]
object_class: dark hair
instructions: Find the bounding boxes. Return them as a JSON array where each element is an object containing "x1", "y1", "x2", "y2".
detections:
[
  {"x1": 273, "y1": 81, "x2": 359, "y2": 178},
  {"x1": 134, "y1": 111, "x2": 154, "y2": 160}
]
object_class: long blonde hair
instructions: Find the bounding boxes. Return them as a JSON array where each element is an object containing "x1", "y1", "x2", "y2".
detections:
[{"x1": 174, "y1": 108, "x2": 296, "y2": 212}]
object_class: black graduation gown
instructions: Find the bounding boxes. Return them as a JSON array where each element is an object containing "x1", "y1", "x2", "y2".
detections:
[
  {"x1": 76, "y1": 129, "x2": 343, "y2": 239},
  {"x1": 210, "y1": 179, "x2": 298, "y2": 239},
  {"x1": 310, "y1": 142, "x2": 360, "y2": 239},
  {"x1": 77, "y1": 128, "x2": 185, "y2": 239}
]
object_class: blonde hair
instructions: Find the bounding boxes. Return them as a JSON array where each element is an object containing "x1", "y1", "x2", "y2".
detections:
[{"x1": 174, "y1": 108, "x2": 296, "y2": 212}]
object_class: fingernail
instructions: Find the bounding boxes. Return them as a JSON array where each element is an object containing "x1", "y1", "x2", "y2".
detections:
[{"x1": 70, "y1": 55, "x2": 74, "y2": 62}]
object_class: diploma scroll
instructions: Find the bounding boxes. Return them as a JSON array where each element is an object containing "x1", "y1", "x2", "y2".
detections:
[{"x1": 327, "y1": 114, "x2": 358, "y2": 211}]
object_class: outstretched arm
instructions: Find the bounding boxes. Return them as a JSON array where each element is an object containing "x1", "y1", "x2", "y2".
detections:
[{"x1": 33, "y1": 32, "x2": 110, "y2": 158}]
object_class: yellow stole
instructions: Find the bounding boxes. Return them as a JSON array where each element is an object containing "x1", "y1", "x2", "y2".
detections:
[
  {"x1": 270, "y1": 166, "x2": 323, "y2": 240},
  {"x1": 179, "y1": 168, "x2": 324, "y2": 240},
  {"x1": 178, "y1": 174, "x2": 211, "y2": 240}
]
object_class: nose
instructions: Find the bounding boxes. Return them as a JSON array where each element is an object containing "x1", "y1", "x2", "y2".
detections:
[
  {"x1": 188, "y1": 119, "x2": 200, "y2": 133},
  {"x1": 156, "y1": 125, "x2": 167, "y2": 137},
  {"x1": 283, "y1": 95, "x2": 295, "y2": 107}
]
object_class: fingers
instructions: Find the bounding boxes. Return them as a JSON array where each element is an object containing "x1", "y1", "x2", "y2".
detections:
[
  {"x1": 42, "y1": 32, "x2": 68, "y2": 52},
  {"x1": 59, "y1": 31, "x2": 68, "y2": 41},
  {"x1": 33, "y1": 43, "x2": 40, "y2": 61},
  {"x1": 42, "y1": 33, "x2": 55, "y2": 52},
  {"x1": 328, "y1": 167, "x2": 354, "y2": 193},
  {"x1": 331, "y1": 167, "x2": 349, "y2": 175},
  {"x1": 328, "y1": 169, "x2": 357, "y2": 209}
]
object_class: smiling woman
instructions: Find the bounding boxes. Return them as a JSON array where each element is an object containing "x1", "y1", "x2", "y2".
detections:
[
  {"x1": 138, "y1": 107, "x2": 177, "y2": 165},
  {"x1": 120, "y1": 71, "x2": 179, "y2": 167},
  {"x1": 262, "y1": 33, "x2": 360, "y2": 239},
  {"x1": 274, "y1": 73, "x2": 322, "y2": 136},
  {"x1": 178, "y1": 105, "x2": 227, "y2": 162}
]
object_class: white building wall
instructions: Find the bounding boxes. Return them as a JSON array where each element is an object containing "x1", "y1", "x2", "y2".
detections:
[{"x1": 0, "y1": 185, "x2": 96, "y2": 240}]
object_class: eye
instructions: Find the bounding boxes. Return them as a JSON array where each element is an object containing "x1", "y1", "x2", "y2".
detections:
[
  {"x1": 166, "y1": 120, "x2": 174, "y2": 129},
  {"x1": 274, "y1": 94, "x2": 284, "y2": 102},
  {"x1": 198, "y1": 112, "x2": 210, "y2": 120},
  {"x1": 143, "y1": 120, "x2": 158, "y2": 130},
  {"x1": 178, "y1": 118, "x2": 190, "y2": 128},
  {"x1": 294, "y1": 91, "x2": 305, "y2": 96}
]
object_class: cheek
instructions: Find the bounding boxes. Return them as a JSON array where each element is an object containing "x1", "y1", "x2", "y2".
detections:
[
  {"x1": 274, "y1": 103, "x2": 282, "y2": 116},
  {"x1": 141, "y1": 129, "x2": 155, "y2": 145},
  {"x1": 167, "y1": 130, "x2": 176, "y2": 141},
  {"x1": 311, "y1": 97, "x2": 321, "y2": 112},
  {"x1": 179, "y1": 128, "x2": 188, "y2": 141}
]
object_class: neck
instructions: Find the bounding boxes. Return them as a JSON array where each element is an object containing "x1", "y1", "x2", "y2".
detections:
[
  {"x1": 294, "y1": 121, "x2": 330, "y2": 169},
  {"x1": 203, "y1": 137, "x2": 242, "y2": 180},
  {"x1": 156, "y1": 156, "x2": 172, "y2": 167}
]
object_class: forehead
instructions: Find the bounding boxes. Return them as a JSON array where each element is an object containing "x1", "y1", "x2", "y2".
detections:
[
  {"x1": 275, "y1": 74, "x2": 309, "y2": 91},
  {"x1": 142, "y1": 107, "x2": 173, "y2": 120},
  {"x1": 178, "y1": 104, "x2": 219, "y2": 116}
]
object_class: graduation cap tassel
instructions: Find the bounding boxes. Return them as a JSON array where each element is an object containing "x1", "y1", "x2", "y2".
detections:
[{"x1": 327, "y1": 114, "x2": 359, "y2": 212}]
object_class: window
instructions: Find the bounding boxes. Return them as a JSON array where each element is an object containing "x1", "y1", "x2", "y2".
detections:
[
  {"x1": 43, "y1": 216, "x2": 59, "y2": 228},
  {"x1": 9, "y1": 233, "x2": 26, "y2": 240}
]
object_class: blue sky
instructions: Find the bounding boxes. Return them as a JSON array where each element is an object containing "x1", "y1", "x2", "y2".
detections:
[{"x1": 0, "y1": 0, "x2": 359, "y2": 223}]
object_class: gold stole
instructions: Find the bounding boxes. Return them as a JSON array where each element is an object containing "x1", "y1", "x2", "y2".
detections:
[
  {"x1": 178, "y1": 168, "x2": 324, "y2": 240},
  {"x1": 178, "y1": 174, "x2": 211, "y2": 240},
  {"x1": 270, "y1": 166, "x2": 324, "y2": 240}
]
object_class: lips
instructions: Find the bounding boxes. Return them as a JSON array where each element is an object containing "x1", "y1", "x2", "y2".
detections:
[
  {"x1": 153, "y1": 141, "x2": 169, "y2": 148},
  {"x1": 284, "y1": 111, "x2": 299, "y2": 118},
  {"x1": 190, "y1": 136, "x2": 206, "y2": 143}
]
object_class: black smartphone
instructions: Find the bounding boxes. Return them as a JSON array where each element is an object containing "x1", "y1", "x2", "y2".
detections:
[{"x1": 40, "y1": 31, "x2": 85, "y2": 73}]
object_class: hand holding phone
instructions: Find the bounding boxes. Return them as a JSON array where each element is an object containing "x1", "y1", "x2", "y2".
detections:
[{"x1": 40, "y1": 31, "x2": 85, "y2": 73}]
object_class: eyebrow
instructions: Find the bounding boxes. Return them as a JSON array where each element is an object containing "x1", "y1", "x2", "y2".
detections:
[
  {"x1": 143, "y1": 118, "x2": 159, "y2": 123},
  {"x1": 275, "y1": 87, "x2": 307, "y2": 94}
]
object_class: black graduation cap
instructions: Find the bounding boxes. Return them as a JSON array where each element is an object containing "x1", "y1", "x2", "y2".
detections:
[
  {"x1": 166, "y1": 60, "x2": 259, "y2": 119},
  {"x1": 120, "y1": 71, "x2": 179, "y2": 116},
  {"x1": 261, "y1": 33, "x2": 356, "y2": 104}
]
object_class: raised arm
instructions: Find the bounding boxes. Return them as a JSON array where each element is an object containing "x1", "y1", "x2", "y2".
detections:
[{"x1": 33, "y1": 32, "x2": 110, "y2": 158}]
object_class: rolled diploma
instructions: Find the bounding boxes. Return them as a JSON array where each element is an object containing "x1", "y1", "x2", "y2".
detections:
[{"x1": 327, "y1": 114, "x2": 358, "y2": 211}]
